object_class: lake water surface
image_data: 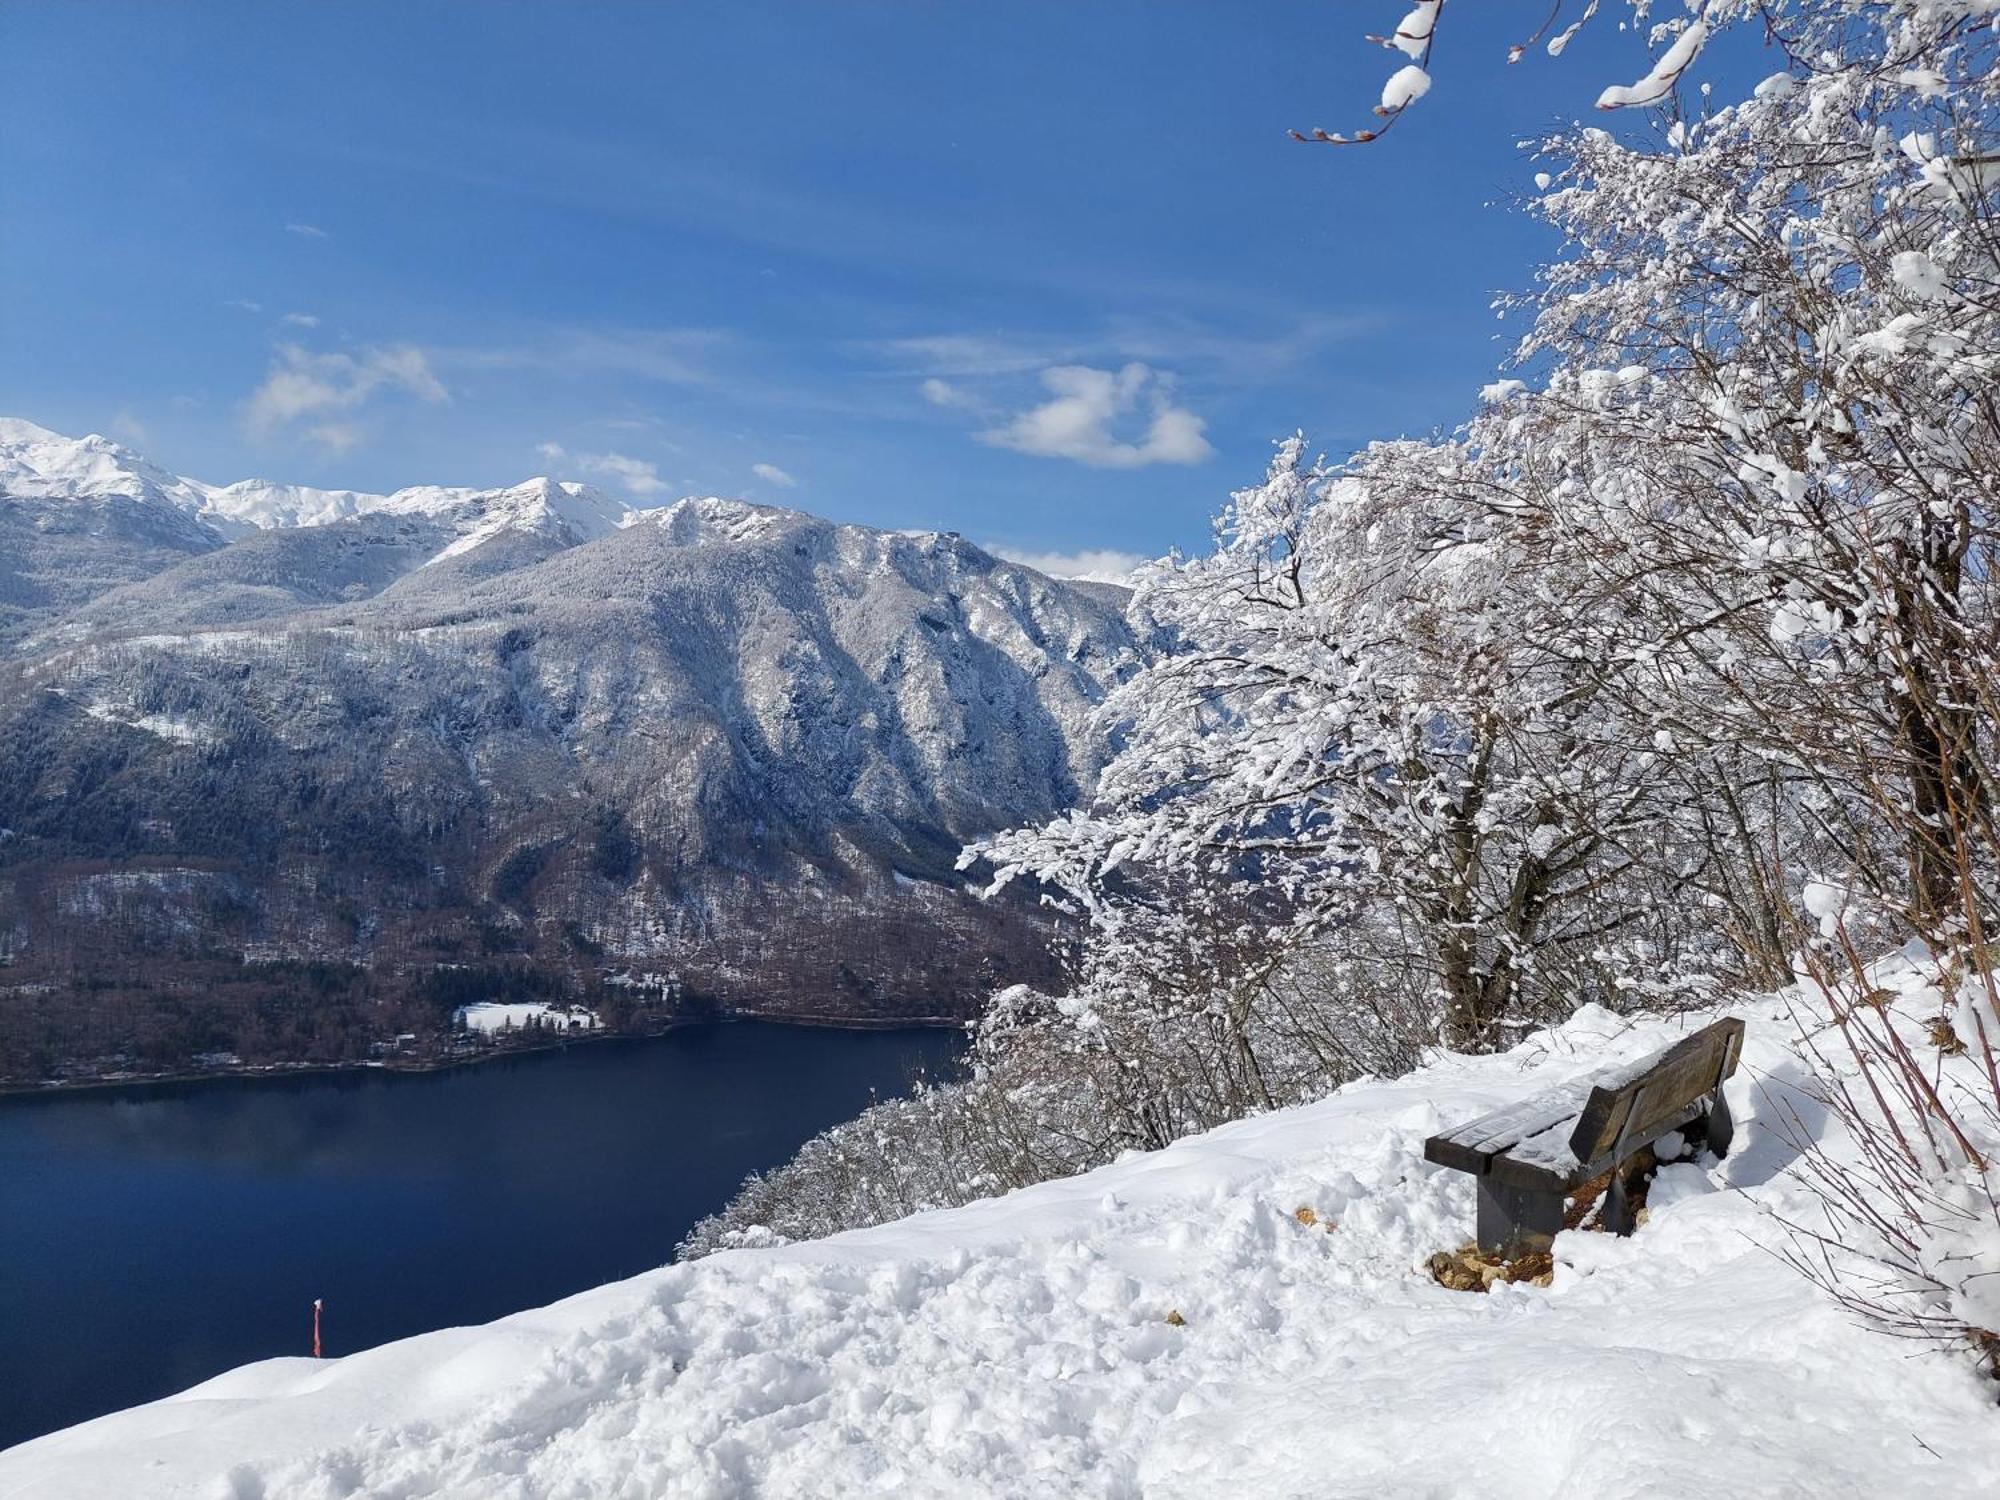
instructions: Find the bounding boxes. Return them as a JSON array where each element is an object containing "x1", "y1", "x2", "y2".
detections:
[{"x1": 0, "y1": 1022, "x2": 961, "y2": 1451}]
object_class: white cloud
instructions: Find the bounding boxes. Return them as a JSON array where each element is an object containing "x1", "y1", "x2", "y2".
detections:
[
  {"x1": 979, "y1": 363, "x2": 1213, "y2": 469},
  {"x1": 751, "y1": 462, "x2": 797, "y2": 488},
  {"x1": 110, "y1": 411, "x2": 149, "y2": 444},
  {"x1": 285, "y1": 222, "x2": 329, "y2": 239},
  {"x1": 987, "y1": 545, "x2": 1150, "y2": 585},
  {"x1": 581, "y1": 452, "x2": 669, "y2": 496},
  {"x1": 244, "y1": 343, "x2": 448, "y2": 440},
  {"x1": 536, "y1": 442, "x2": 669, "y2": 497},
  {"x1": 225, "y1": 298, "x2": 265, "y2": 314},
  {"x1": 921, "y1": 377, "x2": 979, "y2": 410},
  {"x1": 281, "y1": 311, "x2": 320, "y2": 328}
]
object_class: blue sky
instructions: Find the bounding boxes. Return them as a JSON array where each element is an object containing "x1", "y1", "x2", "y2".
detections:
[{"x1": 0, "y1": 2, "x2": 1710, "y2": 569}]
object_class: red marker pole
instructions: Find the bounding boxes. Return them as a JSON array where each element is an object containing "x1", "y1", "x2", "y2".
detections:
[{"x1": 313, "y1": 1298, "x2": 323, "y2": 1359}]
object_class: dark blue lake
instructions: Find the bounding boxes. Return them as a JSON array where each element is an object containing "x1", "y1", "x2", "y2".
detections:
[{"x1": 0, "y1": 1022, "x2": 962, "y2": 1451}]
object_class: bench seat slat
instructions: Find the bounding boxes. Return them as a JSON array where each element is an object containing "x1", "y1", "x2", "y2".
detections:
[
  {"x1": 1455, "y1": 1084, "x2": 1590, "y2": 1153},
  {"x1": 1422, "y1": 1081, "x2": 1591, "y2": 1174},
  {"x1": 1500, "y1": 1115, "x2": 1584, "y2": 1176}
]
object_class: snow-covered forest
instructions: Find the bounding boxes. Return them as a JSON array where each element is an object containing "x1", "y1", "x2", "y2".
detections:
[{"x1": 689, "y1": 0, "x2": 2000, "y2": 1384}]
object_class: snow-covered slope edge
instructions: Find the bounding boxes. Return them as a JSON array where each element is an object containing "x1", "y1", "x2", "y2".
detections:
[{"x1": 5, "y1": 977, "x2": 1994, "y2": 1498}]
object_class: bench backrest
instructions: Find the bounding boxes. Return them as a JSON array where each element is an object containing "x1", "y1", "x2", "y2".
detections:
[{"x1": 1566, "y1": 1016, "x2": 1744, "y2": 1168}]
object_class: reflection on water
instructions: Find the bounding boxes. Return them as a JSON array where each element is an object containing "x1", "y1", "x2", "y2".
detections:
[{"x1": 0, "y1": 1021, "x2": 961, "y2": 1451}]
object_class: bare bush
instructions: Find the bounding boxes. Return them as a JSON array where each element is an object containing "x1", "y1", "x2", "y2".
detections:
[{"x1": 1775, "y1": 935, "x2": 2000, "y2": 1370}]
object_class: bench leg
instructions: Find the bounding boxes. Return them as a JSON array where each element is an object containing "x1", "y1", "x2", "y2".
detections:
[
  {"x1": 1475, "y1": 1177, "x2": 1564, "y2": 1259},
  {"x1": 1705, "y1": 1088, "x2": 1734, "y2": 1157},
  {"x1": 1684, "y1": 1089, "x2": 1736, "y2": 1160},
  {"x1": 1603, "y1": 1163, "x2": 1639, "y2": 1237}
]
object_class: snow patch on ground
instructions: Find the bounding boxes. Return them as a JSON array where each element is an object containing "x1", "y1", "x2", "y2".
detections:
[
  {"x1": 453, "y1": 1002, "x2": 601, "y2": 1035},
  {"x1": 4, "y1": 995, "x2": 1995, "y2": 1498},
  {"x1": 85, "y1": 701, "x2": 215, "y2": 747}
]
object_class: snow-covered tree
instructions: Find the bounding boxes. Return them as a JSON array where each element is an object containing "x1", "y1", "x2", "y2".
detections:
[
  {"x1": 973, "y1": 429, "x2": 1727, "y2": 1061},
  {"x1": 1502, "y1": 0, "x2": 2000, "y2": 945}
]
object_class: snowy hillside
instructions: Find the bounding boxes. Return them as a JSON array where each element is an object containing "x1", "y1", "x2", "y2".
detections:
[{"x1": 5, "y1": 973, "x2": 1992, "y2": 1498}]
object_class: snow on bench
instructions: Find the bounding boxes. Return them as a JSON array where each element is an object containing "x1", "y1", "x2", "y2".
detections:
[{"x1": 1423, "y1": 1017, "x2": 1744, "y2": 1257}]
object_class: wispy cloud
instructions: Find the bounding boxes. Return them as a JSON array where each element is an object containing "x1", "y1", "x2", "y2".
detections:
[
  {"x1": 438, "y1": 324, "x2": 907, "y2": 422},
  {"x1": 1094, "y1": 311, "x2": 1375, "y2": 384},
  {"x1": 599, "y1": 416, "x2": 680, "y2": 444},
  {"x1": 306, "y1": 423, "x2": 364, "y2": 454},
  {"x1": 281, "y1": 312, "x2": 321, "y2": 328},
  {"x1": 869, "y1": 313, "x2": 1372, "y2": 388},
  {"x1": 980, "y1": 364, "x2": 1213, "y2": 469},
  {"x1": 285, "y1": 222, "x2": 329, "y2": 239},
  {"x1": 225, "y1": 299, "x2": 265, "y2": 314},
  {"x1": 751, "y1": 462, "x2": 797, "y2": 488},
  {"x1": 244, "y1": 343, "x2": 448, "y2": 442},
  {"x1": 873, "y1": 333, "x2": 1073, "y2": 379},
  {"x1": 449, "y1": 327, "x2": 730, "y2": 389},
  {"x1": 536, "y1": 441, "x2": 670, "y2": 497},
  {"x1": 987, "y1": 545, "x2": 1149, "y2": 584},
  {"x1": 110, "y1": 411, "x2": 150, "y2": 444}
]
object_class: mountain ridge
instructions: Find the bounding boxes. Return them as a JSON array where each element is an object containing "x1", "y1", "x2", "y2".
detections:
[{"x1": 0, "y1": 422, "x2": 1138, "y2": 1084}]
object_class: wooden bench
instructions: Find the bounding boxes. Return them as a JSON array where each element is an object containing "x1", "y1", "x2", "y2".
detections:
[{"x1": 1423, "y1": 1018, "x2": 1745, "y2": 1258}]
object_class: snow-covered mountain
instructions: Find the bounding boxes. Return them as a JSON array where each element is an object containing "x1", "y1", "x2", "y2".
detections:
[
  {"x1": 0, "y1": 416, "x2": 635, "y2": 567},
  {"x1": 199, "y1": 473, "x2": 633, "y2": 553},
  {"x1": 0, "y1": 422, "x2": 1140, "y2": 1078},
  {"x1": 5, "y1": 979, "x2": 1990, "y2": 1497},
  {"x1": 0, "y1": 421, "x2": 230, "y2": 637},
  {"x1": 0, "y1": 419, "x2": 659, "y2": 651},
  {"x1": 378, "y1": 475, "x2": 632, "y2": 557},
  {"x1": 196, "y1": 476, "x2": 389, "y2": 532},
  {"x1": 0, "y1": 417, "x2": 218, "y2": 515}
]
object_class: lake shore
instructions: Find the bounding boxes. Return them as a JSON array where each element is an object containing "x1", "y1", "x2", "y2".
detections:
[{"x1": 0, "y1": 1009, "x2": 967, "y2": 1102}]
